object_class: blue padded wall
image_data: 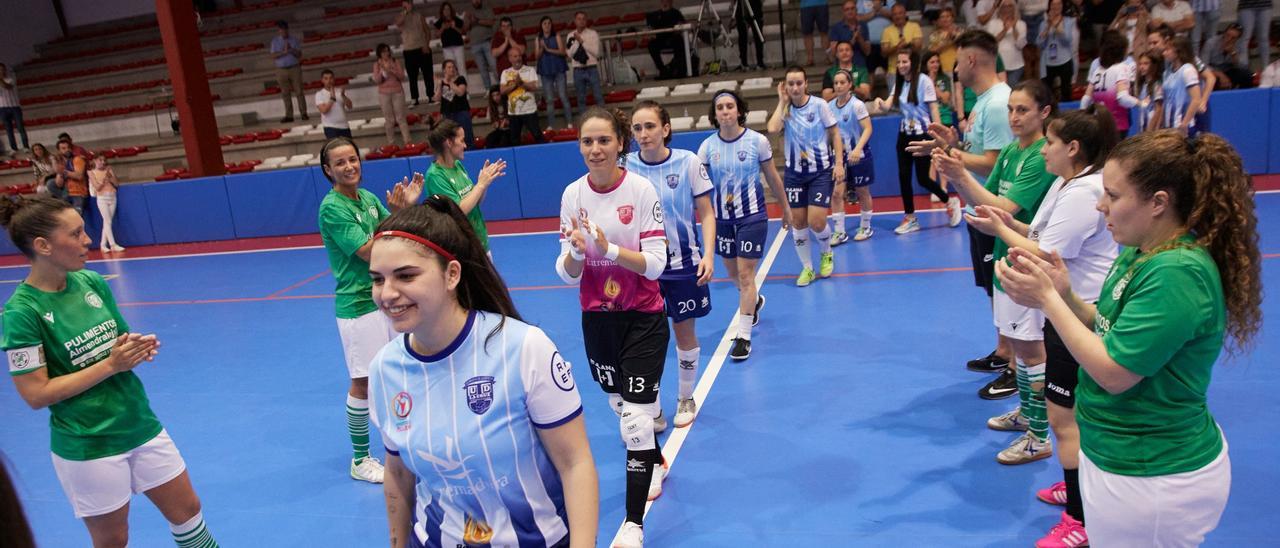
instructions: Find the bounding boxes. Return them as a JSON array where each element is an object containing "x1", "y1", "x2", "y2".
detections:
[
  {"x1": 224, "y1": 168, "x2": 322, "y2": 238},
  {"x1": 143, "y1": 176, "x2": 235, "y2": 244}
]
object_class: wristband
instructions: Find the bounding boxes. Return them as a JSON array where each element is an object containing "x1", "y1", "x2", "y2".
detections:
[
  {"x1": 570, "y1": 247, "x2": 585, "y2": 261},
  {"x1": 604, "y1": 243, "x2": 620, "y2": 261}
]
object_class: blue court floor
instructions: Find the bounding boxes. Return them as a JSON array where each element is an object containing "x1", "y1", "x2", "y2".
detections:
[{"x1": 2, "y1": 196, "x2": 1279, "y2": 547}]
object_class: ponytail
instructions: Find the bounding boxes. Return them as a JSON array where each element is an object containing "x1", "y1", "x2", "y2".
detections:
[
  {"x1": 1109, "y1": 130, "x2": 1262, "y2": 354},
  {"x1": 0, "y1": 196, "x2": 73, "y2": 259},
  {"x1": 1046, "y1": 104, "x2": 1116, "y2": 177}
]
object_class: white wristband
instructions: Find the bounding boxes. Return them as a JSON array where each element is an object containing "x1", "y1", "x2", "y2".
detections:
[
  {"x1": 569, "y1": 247, "x2": 585, "y2": 261},
  {"x1": 604, "y1": 243, "x2": 620, "y2": 261}
]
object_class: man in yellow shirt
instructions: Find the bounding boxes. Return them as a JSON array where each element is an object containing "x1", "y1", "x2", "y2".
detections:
[{"x1": 880, "y1": 4, "x2": 922, "y2": 66}]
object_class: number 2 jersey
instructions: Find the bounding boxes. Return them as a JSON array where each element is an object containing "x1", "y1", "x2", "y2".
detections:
[
  {"x1": 625, "y1": 149, "x2": 713, "y2": 276},
  {"x1": 781, "y1": 95, "x2": 838, "y2": 175},
  {"x1": 697, "y1": 128, "x2": 773, "y2": 222},
  {"x1": 369, "y1": 311, "x2": 583, "y2": 547},
  {"x1": 558, "y1": 170, "x2": 666, "y2": 313}
]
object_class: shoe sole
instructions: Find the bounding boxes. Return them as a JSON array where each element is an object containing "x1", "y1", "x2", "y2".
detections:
[
  {"x1": 674, "y1": 414, "x2": 695, "y2": 428},
  {"x1": 752, "y1": 295, "x2": 765, "y2": 326},
  {"x1": 997, "y1": 448, "x2": 1055, "y2": 465},
  {"x1": 796, "y1": 278, "x2": 813, "y2": 287},
  {"x1": 730, "y1": 350, "x2": 750, "y2": 361},
  {"x1": 350, "y1": 471, "x2": 384, "y2": 483},
  {"x1": 987, "y1": 422, "x2": 1029, "y2": 432},
  {"x1": 979, "y1": 389, "x2": 1019, "y2": 400},
  {"x1": 967, "y1": 362, "x2": 1011, "y2": 373},
  {"x1": 1037, "y1": 493, "x2": 1068, "y2": 506}
]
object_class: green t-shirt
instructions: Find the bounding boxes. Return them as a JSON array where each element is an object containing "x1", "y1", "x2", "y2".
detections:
[
  {"x1": 934, "y1": 72, "x2": 955, "y2": 126},
  {"x1": 984, "y1": 137, "x2": 1055, "y2": 291},
  {"x1": 3, "y1": 270, "x2": 162, "y2": 460},
  {"x1": 425, "y1": 160, "x2": 490, "y2": 250},
  {"x1": 319, "y1": 188, "x2": 389, "y2": 319},
  {"x1": 1079, "y1": 237, "x2": 1226, "y2": 476},
  {"x1": 822, "y1": 63, "x2": 870, "y2": 92}
]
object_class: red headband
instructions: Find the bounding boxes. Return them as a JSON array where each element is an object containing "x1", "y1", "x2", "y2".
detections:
[{"x1": 374, "y1": 230, "x2": 458, "y2": 263}]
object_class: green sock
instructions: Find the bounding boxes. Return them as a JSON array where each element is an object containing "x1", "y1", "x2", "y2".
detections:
[
  {"x1": 1023, "y1": 362, "x2": 1049, "y2": 442},
  {"x1": 171, "y1": 513, "x2": 218, "y2": 548},
  {"x1": 347, "y1": 395, "x2": 371, "y2": 461},
  {"x1": 1014, "y1": 361, "x2": 1031, "y2": 422}
]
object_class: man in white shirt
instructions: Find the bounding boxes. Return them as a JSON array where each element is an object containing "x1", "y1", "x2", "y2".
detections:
[
  {"x1": 566, "y1": 11, "x2": 605, "y2": 112},
  {"x1": 501, "y1": 48, "x2": 544, "y2": 144},
  {"x1": 315, "y1": 69, "x2": 354, "y2": 139},
  {"x1": 1150, "y1": 0, "x2": 1194, "y2": 36},
  {"x1": 0, "y1": 63, "x2": 28, "y2": 155}
]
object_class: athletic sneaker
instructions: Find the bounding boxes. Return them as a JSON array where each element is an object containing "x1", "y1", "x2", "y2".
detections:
[
  {"x1": 796, "y1": 267, "x2": 816, "y2": 287},
  {"x1": 967, "y1": 351, "x2": 1011, "y2": 373},
  {"x1": 674, "y1": 398, "x2": 697, "y2": 428},
  {"x1": 831, "y1": 231, "x2": 850, "y2": 247},
  {"x1": 613, "y1": 521, "x2": 643, "y2": 548},
  {"x1": 947, "y1": 197, "x2": 963, "y2": 227},
  {"x1": 930, "y1": 193, "x2": 942, "y2": 203},
  {"x1": 818, "y1": 252, "x2": 834, "y2": 278},
  {"x1": 893, "y1": 218, "x2": 920, "y2": 235},
  {"x1": 351, "y1": 456, "x2": 385, "y2": 483},
  {"x1": 647, "y1": 460, "x2": 668, "y2": 500},
  {"x1": 987, "y1": 408, "x2": 1028, "y2": 431},
  {"x1": 853, "y1": 227, "x2": 873, "y2": 241},
  {"x1": 1037, "y1": 481, "x2": 1068, "y2": 506},
  {"x1": 752, "y1": 294, "x2": 765, "y2": 326},
  {"x1": 653, "y1": 412, "x2": 668, "y2": 434},
  {"x1": 978, "y1": 368, "x2": 1018, "y2": 400},
  {"x1": 729, "y1": 337, "x2": 751, "y2": 360},
  {"x1": 1036, "y1": 511, "x2": 1088, "y2": 548},
  {"x1": 997, "y1": 432, "x2": 1054, "y2": 465}
]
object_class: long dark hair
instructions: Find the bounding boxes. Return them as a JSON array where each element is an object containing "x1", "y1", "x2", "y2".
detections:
[
  {"x1": 375, "y1": 199, "x2": 521, "y2": 347},
  {"x1": 0, "y1": 196, "x2": 74, "y2": 259},
  {"x1": 1098, "y1": 29, "x2": 1129, "y2": 68},
  {"x1": 891, "y1": 48, "x2": 922, "y2": 107},
  {"x1": 1046, "y1": 104, "x2": 1116, "y2": 177},
  {"x1": 1135, "y1": 50, "x2": 1165, "y2": 99},
  {"x1": 538, "y1": 16, "x2": 554, "y2": 38}
]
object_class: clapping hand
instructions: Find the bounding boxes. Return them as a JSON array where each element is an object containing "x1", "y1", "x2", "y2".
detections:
[
  {"x1": 476, "y1": 158, "x2": 508, "y2": 187},
  {"x1": 963, "y1": 204, "x2": 1013, "y2": 236},
  {"x1": 387, "y1": 172, "x2": 425, "y2": 210}
]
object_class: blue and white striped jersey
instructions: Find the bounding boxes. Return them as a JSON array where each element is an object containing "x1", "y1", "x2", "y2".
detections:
[
  {"x1": 625, "y1": 149, "x2": 713, "y2": 274},
  {"x1": 829, "y1": 95, "x2": 873, "y2": 164},
  {"x1": 888, "y1": 73, "x2": 937, "y2": 136},
  {"x1": 781, "y1": 95, "x2": 838, "y2": 174},
  {"x1": 697, "y1": 128, "x2": 774, "y2": 222},
  {"x1": 369, "y1": 311, "x2": 583, "y2": 548},
  {"x1": 1162, "y1": 63, "x2": 1200, "y2": 130}
]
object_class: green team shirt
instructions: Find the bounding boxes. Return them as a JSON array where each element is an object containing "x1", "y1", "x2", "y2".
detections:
[
  {"x1": 934, "y1": 73, "x2": 955, "y2": 125},
  {"x1": 3, "y1": 270, "x2": 162, "y2": 460},
  {"x1": 425, "y1": 160, "x2": 490, "y2": 250},
  {"x1": 983, "y1": 138, "x2": 1055, "y2": 291},
  {"x1": 319, "y1": 188, "x2": 389, "y2": 319},
  {"x1": 1079, "y1": 237, "x2": 1226, "y2": 476},
  {"x1": 822, "y1": 64, "x2": 870, "y2": 92}
]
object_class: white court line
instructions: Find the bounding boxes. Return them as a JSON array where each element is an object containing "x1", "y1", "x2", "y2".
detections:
[{"x1": 608, "y1": 225, "x2": 790, "y2": 546}]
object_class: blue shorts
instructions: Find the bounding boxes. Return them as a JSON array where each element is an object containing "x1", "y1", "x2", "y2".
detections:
[
  {"x1": 845, "y1": 158, "x2": 875, "y2": 188},
  {"x1": 715, "y1": 215, "x2": 768, "y2": 259},
  {"x1": 800, "y1": 5, "x2": 829, "y2": 34},
  {"x1": 659, "y1": 267, "x2": 712, "y2": 322},
  {"x1": 784, "y1": 170, "x2": 834, "y2": 209}
]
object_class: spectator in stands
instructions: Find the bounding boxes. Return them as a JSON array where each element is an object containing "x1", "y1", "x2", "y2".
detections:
[
  {"x1": 829, "y1": 1, "x2": 872, "y2": 69},
  {"x1": 1110, "y1": 0, "x2": 1150, "y2": 57},
  {"x1": 0, "y1": 64, "x2": 29, "y2": 155},
  {"x1": 373, "y1": 43, "x2": 414, "y2": 146},
  {"x1": 1202, "y1": 23, "x2": 1253, "y2": 88},
  {"x1": 435, "y1": 2, "x2": 468, "y2": 76},
  {"x1": 536, "y1": 16, "x2": 574, "y2": 129},
  {"x1": 466, "y1": 0, "x2": 499, "y2": 91},
  {"x1": 491, "y1": 17, "x2": 526, "y2": 76},
  {"x1": 881, "y1": 5, "x2": 923, "y2": 71},
  {"x1": 1259, "y1": 55, "x2": 1280, "y2": 87},
  {"x1": 860, "y1": 0, "x2": 894, "y2": 73},
  {"x1": 800, "y1": 0, "x2": 831, "y2": 66},
  {"x1": 925, "y1": 51, "x2": 956, "y2": 127},
  {"x1": 1021, "y1": 0, "x2": 1048, "y2": 48},
  {"x1": 88, "y1": 155, "x2": 124, "y2": 252},
  {"x1": 927, "y1": 7, "x2": 961, "y2": 74},
  {"x1": 923, "y1": 0, "x2": 947, "y2": 23},
  {"x1": 501, "y1": 48, "x2": 544, "y2": 145},
  {"x1": 485, "y1": 85, "x2": 514, "y2": 148},
  {"x1": 647, "y1": 0, "x2": 690, "y2": 80},
  {"x1": 1083, "y1": 0, "x2": 1123, "y2": 55},
  {"x1": 822, "y1": 41, "x2": 873, "y2": 100},
  {"x1": 30, "y1": 144, "x2": 61, "y2": 199},
  {"x1": 316, "y1": 69, "x2": 354, "y2": 139},
  {"x1": 737, "y1": 0, "x2": 768, "y2": 70},
  {"x1": 567, "y1": 12, "x2": 605, "y2": 111},
  {"x1": 1039, "y1": 0, "x2": 1079, "y2": 103},
  {"x1": 963, "y1": 0, "x2": 1000, "y2": 28},
  {"x1": 1189, "y1": 0, "x2": 1219, "y2": 50},
  {"x1": 435, "y1": 59, "x2": 474, "y2": 144},
  {"x1": 396, "y1": 1, "x2": 434, "y2": 108},
  {"x1": 1236, "y1": 0, "x2": 1271, "y2": 67},
  {"x1": 55, "y1": 133, "x2": 90, "y2": 160},
  {"x1": 987, "y1": 0, "x2": 1028, "y2": 85},
  {"x1": 271, "y1": 20, "x2": 308, "y2": 123},
  {"x1": 56, "y1": 140, "x2": 88, "y2": 216},
  {"x1": 1150, "y1": 0, "x2": 1193, "y2": 37}
]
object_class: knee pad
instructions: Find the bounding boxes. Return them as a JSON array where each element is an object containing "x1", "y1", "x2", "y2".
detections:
[{"x1": 619, "y1": 403, "x2": 658, "y2": 452}]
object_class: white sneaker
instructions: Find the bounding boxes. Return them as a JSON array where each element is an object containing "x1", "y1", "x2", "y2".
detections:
[
  {"x1": 613, "y1": 521, "x2": 644, "y2": 548},
  {"x1": 674, "y1": 398, "x2": 697, "y2": 428},
  {"x1": 986, "y1": 408, "x2": 1028, "y2": 431},
  {"x1": 947, "y1": 197, "x2": 963, "y2": 227},
  {"x1": 893, "y1": 218, "x2": 920, "y2": 235},
  {"x1": 112, "y1": 245, "x2": 126, "y2": 252},
  {"x1": 930, "y1": 193, "x2": 942, "y2": 203},
  {"x1": 350, "y1": 456, "x2": 385, "y2": 483},
  {"x1": 648, "y1": 460, "x2": 668, "y2": 500},
  {"x1": 653, "y1": 412, "x2": 668, "y2": 434},
  {"x1": 997, "y1": 432, "x2": 1054, "y2": 465}
]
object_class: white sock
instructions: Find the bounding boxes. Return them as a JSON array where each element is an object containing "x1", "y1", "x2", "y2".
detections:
[
  {"x1": 833, "y1": 211, "x2": 846, "y2": 233},
  {"x1": 860, "y1": 210, "x2": 873, "y2": 229},
  {"x1": 676, "y1": 347, "x2": 699, "y2": 399},
  {"x1": 791, "y1": 228, "x2": 812, "y2": 268},
  {"x1": 814, "y1": 225, "x2": 833, "y2": 254},
  {"x1": 171, "y1": 511, "x2": 216, "y2": 547},
  {"x1": 737, "y1": 313, "x2": 753, "y2": 340}
]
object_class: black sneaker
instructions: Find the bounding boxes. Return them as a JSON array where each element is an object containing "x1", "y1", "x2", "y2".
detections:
[
  {"x1": 752, "y1": 294, "x2": 765, "y2": 326},
  {"x1": 729, "y1": 338, "x2": 751, "y2": 360},
  {"x1": 978, "y1": 368, "x2": 1018, "y2": 400},
  {"x1": 967, "y1": 351, "x2": 1011, "y2": 373}
]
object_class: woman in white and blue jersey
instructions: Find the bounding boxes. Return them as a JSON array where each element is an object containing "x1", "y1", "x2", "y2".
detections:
[
  {"x1": 880, "y1": 48, "x2": 956, "y2": 235},
  {"x1": 1134, "y1": 50, "x2": 1164, "y2": 133},
  {"x1": 624, "y1": 100, "x2": 715, "y2": 428},
  {"x1": 1160, "y1": 36, "x2": 1203, "y2": 136},
  {"x1": 368, "y1": 199, "x2": 599, "y2": 548},
  {"x1": 767, "y1": 66, "x2": 845, "y2": 287},
  {"x1": 828, "y1": 69, "x2": 876, "y2": 243},
  {"x1": 699, "y1": 90, "x2": 792, "y2": 361}
]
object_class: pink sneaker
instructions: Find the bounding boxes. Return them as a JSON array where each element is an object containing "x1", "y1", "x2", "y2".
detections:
[
  {"x1": 1036, "y1": 481, "x2": 1068, "y2": 505},
  {"x1": 1035, "y1": 512, "x2": 1088, "y2": 548}
]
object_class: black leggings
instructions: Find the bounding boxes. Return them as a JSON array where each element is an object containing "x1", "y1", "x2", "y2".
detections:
[
  {"x1": 897, "y1": 131, "x2": 948, "y2": 214},
  {"x1": 735, "y1": 0, "x2": 765, "y2": 67},
  {"x1": 1042, "y1": 62, "x2": 1074, "y2": 104}
]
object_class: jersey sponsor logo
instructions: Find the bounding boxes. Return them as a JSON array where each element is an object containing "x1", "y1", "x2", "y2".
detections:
[
  {"x1": 737, "y1": 150, "x2": 747, "y2": 162},
  {"x1": 551, "y1": 351, "x2": 575, "y2": 391},
  {"x1": 464, "y1": 375, "x2": 495, "y2": 415},
  {"x1": 84, "y1": 291, "x2": 103, "y2": 309},
  {"x1": 603, "y1": 276, "x2": 621, "y2": 299},
  {"x1": 652, "y1": 202, "x2": 663, "y2": 224},
  {"x1": 665, "y1": 174, "x2": 680, "y2": 189},
  {"x1": 393, "y1": 391, "x2": 413, "y2": 419},
  {"x1": 617, "y1": 205, "x2": 634, "y2": 225},
  {"x1": 463, "y1": 516, "x2": 495, "y2": 545},
  {"x1": 626, "y1": 457, "x2": 647, "y2": 472},
  {"x1": 416, "y1": 436, "x2": 474, "y2": 480}
]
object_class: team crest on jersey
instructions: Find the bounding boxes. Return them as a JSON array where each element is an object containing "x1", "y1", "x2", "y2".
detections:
[
  {"x1": 652, "y1": 202, "x2": 664, "y2": 223},
  {"x1": 84, "y1": 291, "x2": 103, "y2": 309},
  {"x1": 464, "y1": 376, "x2": 495, "y2": 415},
  {"x1": 737, "y1": 150, "x2": 747, "y2": 162},
  {"x1": 666, "y1": 174, "x2": 680, "y2": 189},
  {"x1": 617, "y1": 205, "x2": 634, "y2": 224},
  {"x1": 604, "y1": 276, "x2": 621, "y2": 298},
  {"x1": 711, "y1": 152, "x2": 720, "y2": 162},
  {"x1": 1112, "y1": 273, "x2": 1132, "y2": 301},
  {"x1": 550, "y1": 352, "x2": 575, "y2": 391},
  {"x1": 393, "y1": 391, "x2": 413, "y2": 419}
]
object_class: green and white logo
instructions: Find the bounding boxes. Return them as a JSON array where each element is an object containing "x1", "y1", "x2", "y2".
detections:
[{"x1": 85, "y1": 291, "x2": 104, "y2": 309}]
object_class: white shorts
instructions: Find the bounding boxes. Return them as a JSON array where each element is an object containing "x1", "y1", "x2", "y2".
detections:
[
  {"x1": 993, "y1": 289, "x2": 1044, "y2": 341},
  {"x1": 1080, "y1": 439, "x2": 1231, "y2": 547},
  {"x1": 336, "y1": 309, "x2": 397, "y2": 378},
  {"x1": 50, "y1": 429, "x2": 186, "y2": 519}
]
